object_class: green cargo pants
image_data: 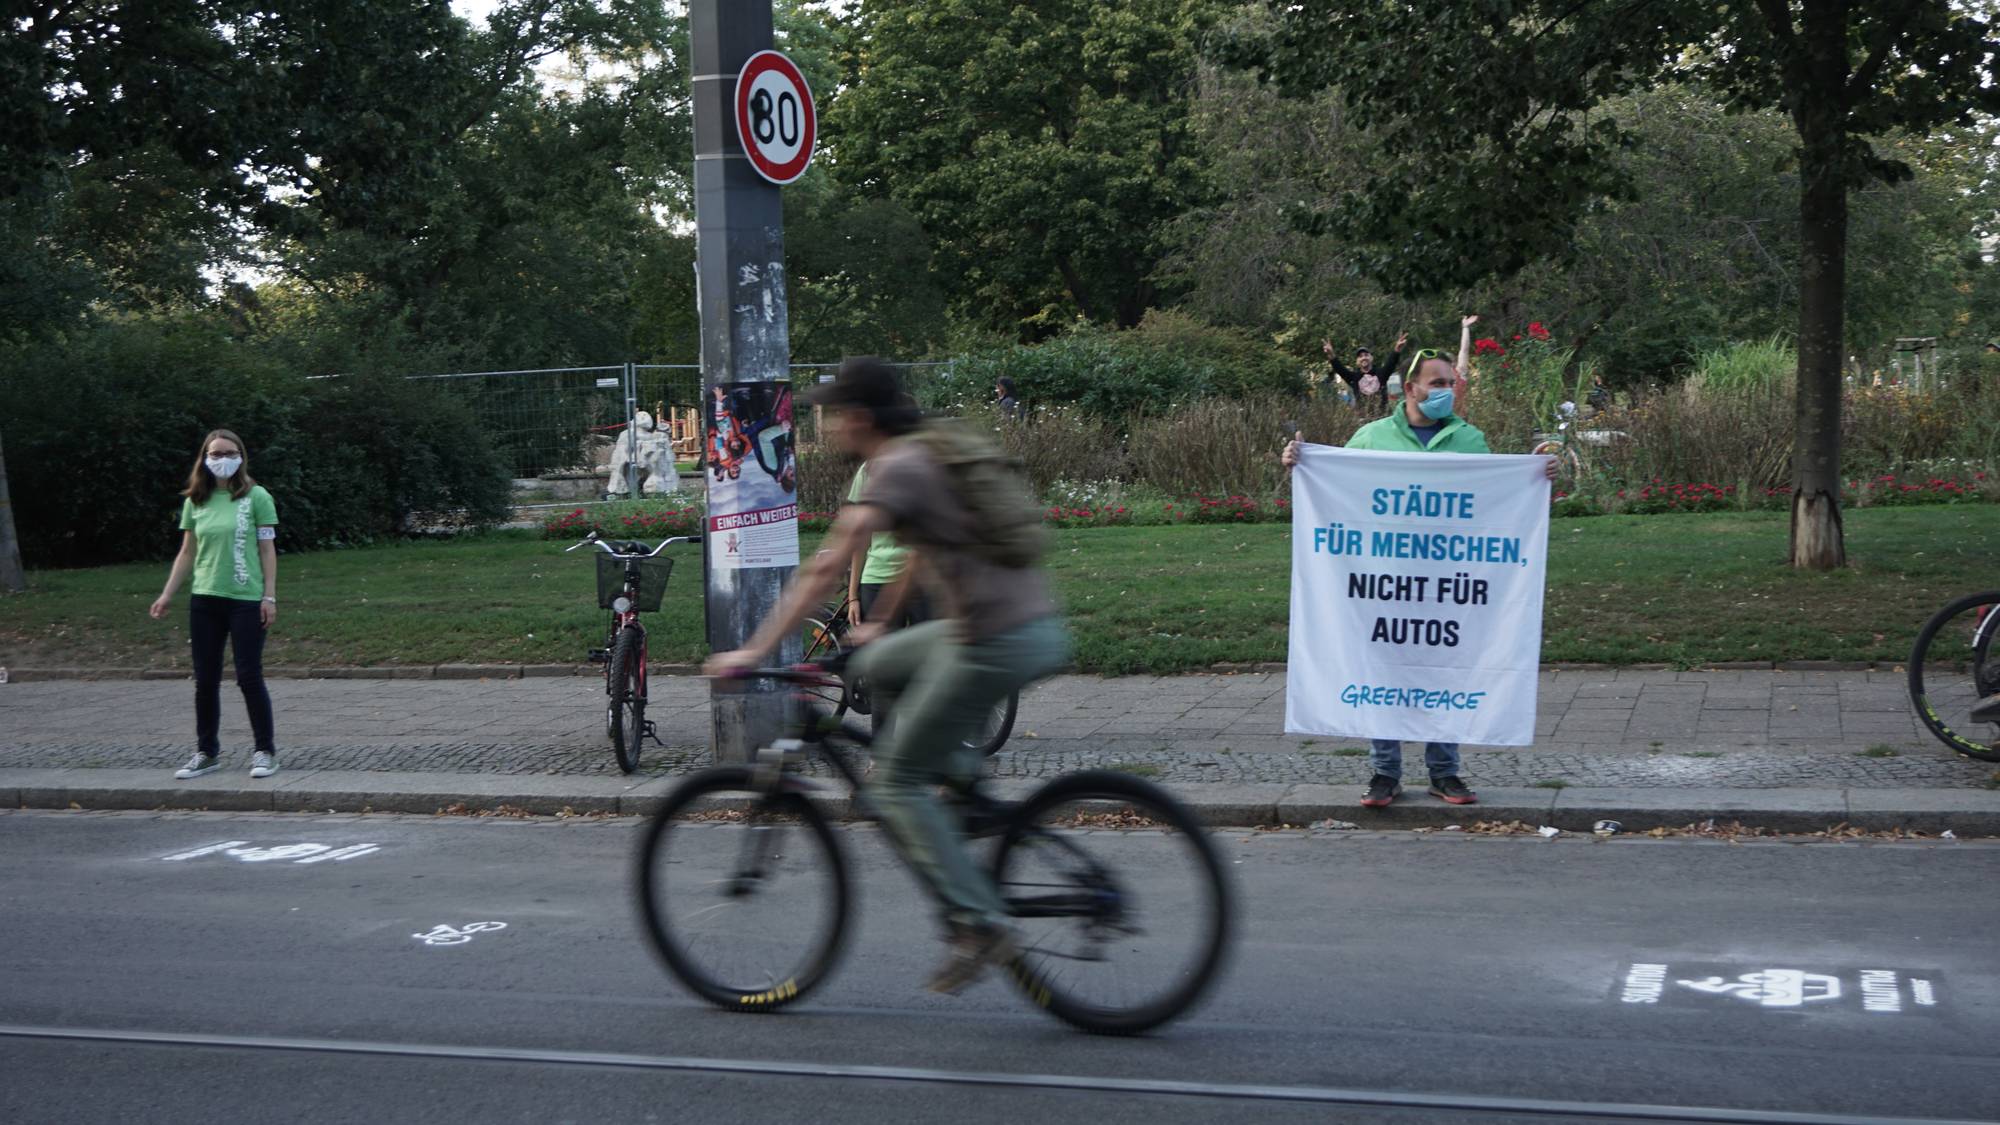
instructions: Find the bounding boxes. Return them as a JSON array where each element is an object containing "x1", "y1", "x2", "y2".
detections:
[{"x1": 848, "y1": 615, "x2": 1070, "y2": 927}]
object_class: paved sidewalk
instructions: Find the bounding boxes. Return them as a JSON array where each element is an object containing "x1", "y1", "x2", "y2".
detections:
[{"x1": 4, "y1": 668, "x2": 1997, "y2": 830}]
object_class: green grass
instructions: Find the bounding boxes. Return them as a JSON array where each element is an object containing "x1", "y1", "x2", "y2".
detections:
[
  {"x1": 2, "y1": 506, "x2": 1994, "y2": 673},
  {"x1": 1860, "y1": 745, "x2": 1900, "y2": 758},
  {"x1": 1533, "y1": 779, "x2": 1571, "y2": 789}
]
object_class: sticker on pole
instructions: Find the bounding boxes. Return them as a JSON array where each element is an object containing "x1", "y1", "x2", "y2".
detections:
[
  {"x1": 706, "y1": 382, "x2": 798, "y2": 570},
  {"x1": 735, "y1": 50, "x2": 816, "y2": 185}
]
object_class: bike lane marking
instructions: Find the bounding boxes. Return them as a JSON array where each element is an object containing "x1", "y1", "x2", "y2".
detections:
[
  {"x1": 1616, "y1": 963, "x2": 1944, "y2": 1016},
  {"x1": 158, "y1": 841, "x2": 380, "y2": 864}
]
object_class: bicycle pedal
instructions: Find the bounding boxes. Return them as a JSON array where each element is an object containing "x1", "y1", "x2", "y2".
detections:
[
  {"x1": 643, "y1": 720, "x2": 663, "y2": 745},
  {"x1": 587, "y1": 649, "x2": 609, "y2": 664}
]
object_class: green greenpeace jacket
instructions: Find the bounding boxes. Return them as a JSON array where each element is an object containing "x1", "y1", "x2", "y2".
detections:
[{"x1": 1345, "y1": 409, "x2": 1491, "y2": 454}]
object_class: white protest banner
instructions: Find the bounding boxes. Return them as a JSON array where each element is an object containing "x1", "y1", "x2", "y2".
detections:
[{"x1": 1286, "y1": 446, "x2": 1550, "y2": 746}]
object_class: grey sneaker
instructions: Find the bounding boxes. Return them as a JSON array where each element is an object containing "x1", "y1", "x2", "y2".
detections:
[
  {"x1": 249, "y1": 751, "x2": 279, "y2": 779},
  {"x1": 175, "y1": 753, "x2": 220, "y2": 780},
  {"x1": 925, "y1": 922, "x2": 1020, "y2": 995}
]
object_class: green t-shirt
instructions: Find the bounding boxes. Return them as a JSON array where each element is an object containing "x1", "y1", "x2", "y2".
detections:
[
  {"x1": 178, "y1": 485, "x2": 278, "y2": 600},
  {"x1": 847, "y1": 464, "x2": 908, "y2": 584}
]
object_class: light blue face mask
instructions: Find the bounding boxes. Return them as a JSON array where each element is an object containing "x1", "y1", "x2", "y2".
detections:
[{"x1": 1418, "y1": 387, "x2": 1455, "y2": 420}]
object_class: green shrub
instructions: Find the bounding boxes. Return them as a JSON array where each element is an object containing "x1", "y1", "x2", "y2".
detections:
[{"x1": 0, "y1": 315, "x2": 510, "y2": 566}]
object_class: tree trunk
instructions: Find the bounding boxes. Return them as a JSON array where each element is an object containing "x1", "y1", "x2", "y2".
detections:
[
  {"x1": 0, "y1": 427, "x2": 26, "y2": 592},
  {"x1": 1788, "y1": 0, "x2": 1849, "y2": 570}
]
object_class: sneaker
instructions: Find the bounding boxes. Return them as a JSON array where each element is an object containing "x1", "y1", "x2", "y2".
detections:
[
  {"x1": 1429, "y1": 775, "x2": 1478, "y2": 805},
  {"x1": 174, "y1": 753, "x2": 220, "y2": 780},
  {"x1": 1971, "y1": 692, "x2": 2000, "y2": 724},
  {"x1": 249, "y1": 751, "x2": 279, "y2": 779},
  {"x1": 925, "y1": 922, "x2": 1020, "y2": 995},
  {"x1": 1360, "y1": 774, "x2": 1401, "y2": 808}
]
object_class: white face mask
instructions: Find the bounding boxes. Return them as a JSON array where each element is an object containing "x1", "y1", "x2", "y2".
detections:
[{"x1": 206, "y1": 455, "x2": 242, "y2": 479}]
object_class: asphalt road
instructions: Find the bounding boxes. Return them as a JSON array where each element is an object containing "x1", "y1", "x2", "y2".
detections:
[{"x1": 1, "y1": 810, "x2": 1995, "y2": 1125}]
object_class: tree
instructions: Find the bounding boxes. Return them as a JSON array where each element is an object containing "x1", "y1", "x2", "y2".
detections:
[
  {"x1": 0, "y1": 428, "x2": 23, "y2": 592},
  {"x1": 1245, "y1": 0, "x2": 2000, "y2": 568},
  {"x1": 831, "y1": 0, "x2": 1217, "y2": 333}
]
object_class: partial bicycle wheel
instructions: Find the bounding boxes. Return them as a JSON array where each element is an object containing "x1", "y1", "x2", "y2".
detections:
[
  {"x1": 970, "y1": 691, "x2": 1019, "y2": 757},
  {"x1": 1908, "y1": 590, "x2": 2000, "y2": 763},
  {"x1": 609, "y1": 625, "x2": 646, "y2": 773},
  {"x1": 634, "y1": 767, "x2": 851, "y2": 1011},
  {"x1": 800, "y1": 604, "x2": 852, "y2": 720},
  {"x1": 991, "y1": 770, "x2": 1231, "y2": 1035}
]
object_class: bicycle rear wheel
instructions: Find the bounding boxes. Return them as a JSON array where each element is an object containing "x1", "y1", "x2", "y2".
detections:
[
  {"x1": 991, "y1": 770, "x2": 1231, "y2": 1035},
  {"x1": 634, "y1": 767, "x2": 850, "y2": 1011},
  {"x1": 801, "y1": 603, "x2": 852, "y2": 720},
  {"x1": 1908, "y1": 590, "x2": 2000, "y2": 763},
  {"x1": 609, "y1": 625, "x2": 646, "y2": 773}
]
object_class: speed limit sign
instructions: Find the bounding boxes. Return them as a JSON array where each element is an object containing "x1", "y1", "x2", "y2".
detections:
[{"x1": 735, "y1": 50, "x2": 816, "y2": 185}]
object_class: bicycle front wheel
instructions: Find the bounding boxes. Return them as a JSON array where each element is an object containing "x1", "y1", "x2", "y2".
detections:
[
  {"x1": 1908, "y1": 590, "x2": 2000, "y2": 763},
  {"x1": 634, "y1": 767, "x2": 850, "y2": 1011},
  {"x1": 609, "y1": 626, "x2": 646, "y2": 773},
  {"x1": 991, "y1": 770, "x2": 1232, "y2": 1035}
]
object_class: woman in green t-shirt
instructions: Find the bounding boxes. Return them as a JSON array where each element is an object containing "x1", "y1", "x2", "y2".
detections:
[{"x1": 148, "y1": 429, "x2": 282, "y2": 781}]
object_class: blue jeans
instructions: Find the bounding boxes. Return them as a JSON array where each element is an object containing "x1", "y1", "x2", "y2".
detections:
[
  {"x1": 1369, "y1": 740, "x2": 1460, "y2": 783},
  {"x1": 851, "y1": 615, "x2": 1071, "y2": 928}
]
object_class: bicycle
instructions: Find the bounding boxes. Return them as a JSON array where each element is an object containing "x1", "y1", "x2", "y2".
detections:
[
  {"x1": 565, "y1": 531, "x2": 700, "y2": 773},
  {"x1": 801, "y1": 595, "x2": 1019, "y2": 756},
  {"x1": 633, "y1": 653, "x2": 1233, "y2": 1035},
  {"x1": 1907, "y1": 589, "x2": 2000, "y2": 762}
]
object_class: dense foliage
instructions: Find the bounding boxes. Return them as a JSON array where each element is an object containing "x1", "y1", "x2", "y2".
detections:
[{"x1": 3, "y1": 1, "x2": 1997, "y2": 573}]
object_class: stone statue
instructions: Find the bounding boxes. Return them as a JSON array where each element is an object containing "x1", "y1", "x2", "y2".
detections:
[{"x1": 607, "y1": 411, "x2": 680, "y2": 497}]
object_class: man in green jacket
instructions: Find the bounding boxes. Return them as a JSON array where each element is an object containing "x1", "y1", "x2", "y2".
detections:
[{"x1": 1284, "y1": 348, "x2": 1555, "y2": 809}]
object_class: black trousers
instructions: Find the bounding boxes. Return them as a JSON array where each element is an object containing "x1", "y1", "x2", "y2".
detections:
[
  {"x1": 857, "y1": 583, "x2": 931, "y2": 629},
  {"x1": 189, "y1": 594, "x2": 275, "y2": 755}
]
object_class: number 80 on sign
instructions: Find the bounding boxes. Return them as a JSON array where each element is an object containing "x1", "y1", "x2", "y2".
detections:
[{"x1": 735, "y1": 50, "x2": 816, "y2": 185}]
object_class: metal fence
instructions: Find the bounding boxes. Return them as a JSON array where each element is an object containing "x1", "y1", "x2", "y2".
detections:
[{"x1": 355, "y1": 360, "x2": 957, "y2": 505}]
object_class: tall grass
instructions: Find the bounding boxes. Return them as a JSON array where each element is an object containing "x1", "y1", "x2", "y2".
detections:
[{"x1": 790, "y1": 339, "x2": 1996, "y2": 514}]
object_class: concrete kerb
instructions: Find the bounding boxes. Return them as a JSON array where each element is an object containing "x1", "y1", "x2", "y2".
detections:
[
  {"x1": 1548, "y1": 787, "x2": 1848, "y2": 834},
  {"x1": 5, "y1": 661, "x2": 1916, "y2": 682},
  {"x1": 9, "y1": 770, "x2": 2000, "y2": 833}
]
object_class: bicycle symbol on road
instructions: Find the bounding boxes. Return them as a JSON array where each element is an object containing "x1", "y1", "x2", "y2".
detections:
[{"x1": 412, "y1": 921, "x2": 507, "y2": 947}]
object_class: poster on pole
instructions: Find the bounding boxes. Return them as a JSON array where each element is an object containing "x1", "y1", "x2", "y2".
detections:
[
  {"x1": 705, "y1": 382, "x2": 798, "y2": 570},
  {"x1": 1285, "y1": 446, "x2": 1550, "y2": 746}
]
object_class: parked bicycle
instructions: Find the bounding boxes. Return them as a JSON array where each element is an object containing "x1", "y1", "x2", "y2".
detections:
[
  {"x1": 801, "y1": 595, "x2": 1019, "y2": 756},
  {"x1": 565, "y1": 531, "x2": 700, "y2": 773},
  {"x1": 634, "y1": 652, "x2": 1233, "y2": 1035},
  {"x1": 1907, "y1": 589, "x2": 2000, "y2": 762}
]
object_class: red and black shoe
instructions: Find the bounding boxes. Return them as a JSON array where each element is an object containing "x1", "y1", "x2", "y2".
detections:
[
  {"x1": 1360, "y1": 774, "x2": 1401, "y2": 809},
  {"x1": 1428, "y1": 775, "x2": 1479, "y2": 805}
]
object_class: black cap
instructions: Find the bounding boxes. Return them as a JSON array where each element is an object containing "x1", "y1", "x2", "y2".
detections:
[
  {"x1": 1355, "y1": 347, "x2": 1373, "y2": 358},
  {"x1": 803, "y1": 356, "x2": 905, "y2": 409}
]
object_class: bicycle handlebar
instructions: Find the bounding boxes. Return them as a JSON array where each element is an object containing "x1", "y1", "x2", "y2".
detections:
[
  {"x1": 713, "y1": 651, "x2": 852, "y2": 686},
  {"x1": 563, "y1": 531, "x2": 701, "y2": 557}
]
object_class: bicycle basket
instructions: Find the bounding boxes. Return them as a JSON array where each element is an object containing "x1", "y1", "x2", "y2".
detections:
[{"x1": 596, "y1": 554, "x2": 673, "y2": 612}]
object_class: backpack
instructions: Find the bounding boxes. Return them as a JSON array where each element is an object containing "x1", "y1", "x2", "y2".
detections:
[{"x1": 902, "y1": 419, "x2": 1049, "y2": 568}]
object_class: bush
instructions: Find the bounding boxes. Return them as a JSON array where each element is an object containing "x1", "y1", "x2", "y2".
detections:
[
  {"x1": 944, "y1": 312, "x2": 1305, "y2": 419},
  {"x1": 0, "y1": 315, "x2": 510, "y2": 567},
  {"x1": 1128, "y1": 392, "x2": 1356, "y2": 497},
  {"x1": 542, "y1": 501, "x2": 704, "y2": 540}
]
